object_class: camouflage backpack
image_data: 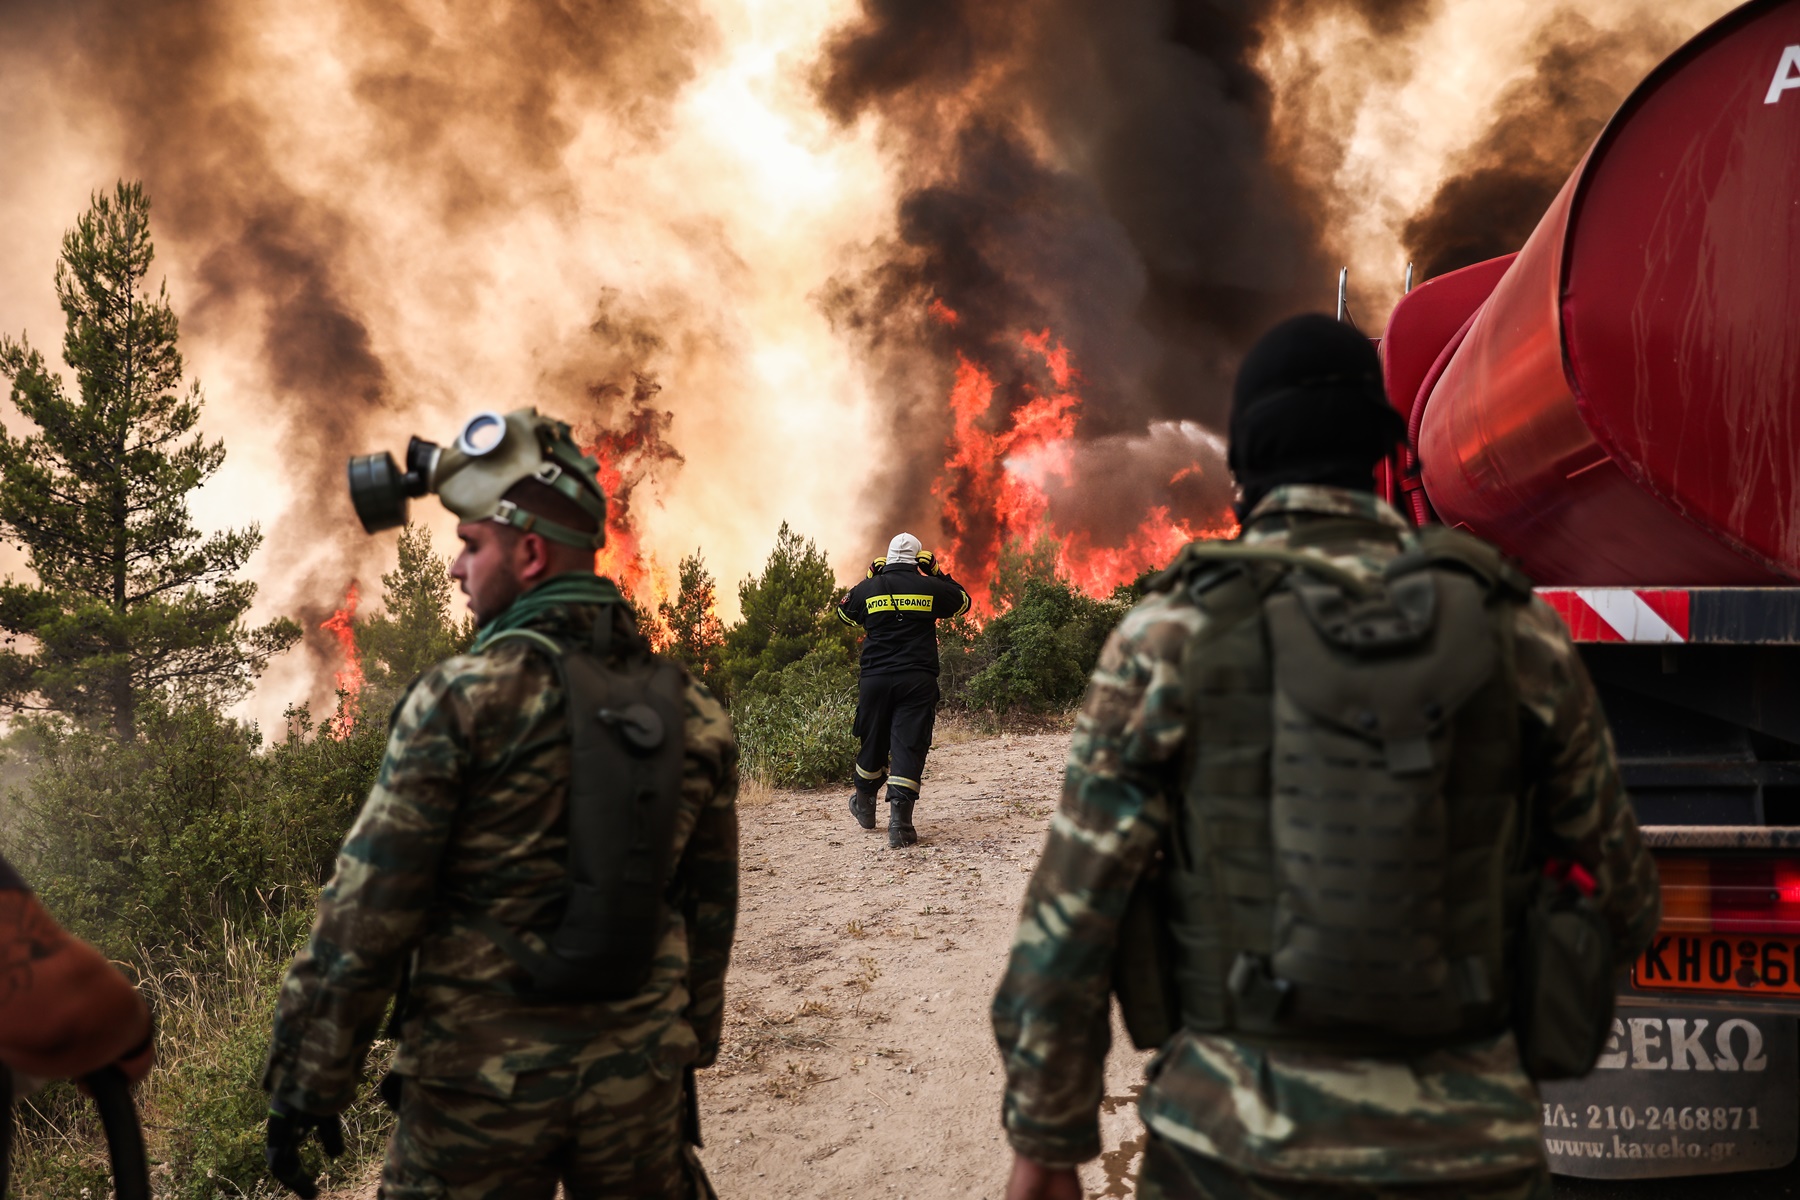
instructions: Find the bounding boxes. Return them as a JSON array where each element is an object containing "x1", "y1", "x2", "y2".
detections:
[
  {"x1": 472, "y1": 611, "x2": 689, "y2": 1003},
  {"x1": 1116, "y1": 523, "x2": 1545, "y2": 1056}
]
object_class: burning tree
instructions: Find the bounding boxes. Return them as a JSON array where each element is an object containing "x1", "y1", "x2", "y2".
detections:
[
  {"x1": 929, "y1": 324, "x2": 1234, "y2": 616},
  {"x1": 0, "y1": 181, "x2": 299, "y2": 738},
  {"x1": 582, "y1": 372, "x2": 684, "y2": 613},
  {"x1": 320, "y1": 583, "x2": 366, "y2": 739}
]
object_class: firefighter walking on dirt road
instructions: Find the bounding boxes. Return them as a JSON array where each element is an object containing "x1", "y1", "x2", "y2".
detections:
[
  {"x1": 837, "y1": 532, "x2": 971, "y2": 847},
  {"x1": 263, "y1": 410, "x2": 738, "y2": 1200},
  {"x1": 991, "y1": 315, "x2": 1661, "y2": 1200}
]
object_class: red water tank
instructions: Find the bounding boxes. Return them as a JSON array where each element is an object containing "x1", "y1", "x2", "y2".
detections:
[{"x1": 1404, "y1": 0, "x2": 1800, "y2": 585}]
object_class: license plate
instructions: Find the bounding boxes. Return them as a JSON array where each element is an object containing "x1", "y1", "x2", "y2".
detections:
[
  {"x1": 1539, "y1": 1006, "x2": 1797, "y2": 1178},
  {"x1": 1634, "y1": 933, "x2": 1800, "y2": 995}
]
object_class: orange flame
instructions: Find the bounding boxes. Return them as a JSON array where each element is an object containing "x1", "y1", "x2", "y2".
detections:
[
  {"x1": 574, "y1": 377, "x2": 683, "y2": 634},
  {"x1": 589, "y1": 446, "x2": 662, "y2": 607},
  {"x1": 934, "y1": 325, "x2": 1235, "y2": 617},
  {"x1": 321, "y1": 581, "x2": 364, "y2": 740}
]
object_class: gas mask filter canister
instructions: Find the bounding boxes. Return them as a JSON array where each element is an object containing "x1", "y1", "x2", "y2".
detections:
[{"x1": 347, "y1": 407, "x2": 608, "y2": 548}]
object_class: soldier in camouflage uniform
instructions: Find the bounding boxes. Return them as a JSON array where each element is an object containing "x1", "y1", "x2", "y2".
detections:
[
  {"x1": 263, "y1": 419, "x2": 738, "y2": 1200},
  {"x1": 992, "y1": 315, "x2": 1660, "y2": 1200}
]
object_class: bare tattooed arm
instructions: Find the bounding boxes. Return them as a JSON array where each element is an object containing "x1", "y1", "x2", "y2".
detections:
[{"x1": 0, "y1": 890, "x2": 153, "y2": 1081}]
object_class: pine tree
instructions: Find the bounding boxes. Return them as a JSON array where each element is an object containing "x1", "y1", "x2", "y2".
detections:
[
  {"x1": 658, "y1": 550, "x2": 726, "y2": 695},
  {"x1": 358, "y1": 523, "x2": 474, "y2": 697},
  {"x1": 0, "y1": 181, "x2": 299, "y2": 738},
  {"x1": 720, "y1": 523, "x2": 854, "y2": 699}
]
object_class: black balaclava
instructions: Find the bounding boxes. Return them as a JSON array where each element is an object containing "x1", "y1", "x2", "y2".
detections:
[{"x1": 1228, "y1": 313, "x2": 1408, "y2": 520}]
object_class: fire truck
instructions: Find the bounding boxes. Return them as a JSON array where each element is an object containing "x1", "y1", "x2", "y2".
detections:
[{"x1": 1377, "y1": 0, "x2": 1800, "y2": 1181}]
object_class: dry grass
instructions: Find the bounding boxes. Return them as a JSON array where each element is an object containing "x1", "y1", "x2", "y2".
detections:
[
  {"x1": 930, "y1": 713, "x2": 994, "y2": 746},
  {"x1": 738, "y1": 775, "x2": 781, "y2": 809},
  {"x1": 10, "y1": 921, "x2": 392, "y2": 1196},
  {"x1": 1000, "y1": 796, "x2": 1054, "y2": 820},
  {"x1": 935, "y1": 708, "x2": 1079, "y2": 742},
  {"x1": 718, "y1": 997, "x2": 837, "y2": 1075},
  {"x1": 763, "y1": 1060, "x2": 833, "y2": 1101},
  {"x1": 847, "y1": 955, "x2": 882, "y2": 993}
]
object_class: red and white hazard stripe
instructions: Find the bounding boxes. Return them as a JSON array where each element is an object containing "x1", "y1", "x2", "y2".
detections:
[{"x1": 1538, "y1": 589, "x2": 1691, "y2": 643}]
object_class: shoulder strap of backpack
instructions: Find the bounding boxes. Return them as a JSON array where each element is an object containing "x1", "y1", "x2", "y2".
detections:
[
  {"x1": 1388, "y1": 525, "x2": 1535, "y2": 599},
  {"x1": 1155, "y1": 540, "x2": 1377, "y2": 600}
]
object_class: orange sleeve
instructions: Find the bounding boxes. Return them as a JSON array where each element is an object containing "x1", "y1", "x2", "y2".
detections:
[{"x1": 0, "y1": 890, "x2": 151, "y2": 1080}]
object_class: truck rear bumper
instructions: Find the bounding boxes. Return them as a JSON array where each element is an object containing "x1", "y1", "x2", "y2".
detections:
[{"x1": 1541, "y1": 1002, "x2": 1797, "y2": 1178}]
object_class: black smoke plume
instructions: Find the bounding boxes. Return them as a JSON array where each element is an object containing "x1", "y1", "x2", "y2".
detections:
[
  {"x1": 1403, "y1": 11, "x2": 1689, "y2": 280},
  {"x1": 816, "y1": 0, "x2": 1332, "y2": 575}
]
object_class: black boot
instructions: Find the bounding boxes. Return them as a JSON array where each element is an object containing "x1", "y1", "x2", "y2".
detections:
[
  {"x1": 887, "y1": 785, "x2": 918, "y2": 848},
  {"x1": 848, "y1": 787, "x2": 878, "y2": 830}
]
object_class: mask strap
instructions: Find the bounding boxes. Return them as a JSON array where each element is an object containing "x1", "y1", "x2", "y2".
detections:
[
  {"x1": 531, "y1": 461, "x2": 609, "y2": 527},
  {"x1": 491, "y1": 500, "x2": 604, "y2": 549}
]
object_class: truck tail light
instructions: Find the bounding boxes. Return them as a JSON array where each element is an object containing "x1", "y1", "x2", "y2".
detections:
[{"x1": 1656, "y1": 854, "x2": 1800, "y2": 936}]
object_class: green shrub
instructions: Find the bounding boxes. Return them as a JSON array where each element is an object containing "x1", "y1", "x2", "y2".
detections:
[
  {"x1": 935, "y1": 612, "x2": 986, "y2": 709},
  {"x1": 735, "y1": 646, "x2": 859, "y2": 787},
  {"x1": 3, "y1": 697, "x2": 388, "y2": 968},
  {"x1": 263, "y1": 702, "x2": 391, "y2": 912},
  {"x1": 957, "y1": 579, "x2": 1126, "y2": 715},
  {"x1": 147, "y1": 945, "x2": 290, "y2": 1196},
  {"x1": 933, "y1": 532, "x2": 1132, "y2": 719},
  {"x1": 715, "y1": 523, "x2": 1139, "y2": 771},
  {"x1": 7, "y1": 702, "x2": 267, "y2": 964},
  {"x1": 0, "y1": 515, "x2": 457, "y2": 1195},
  {"x1": 720, "y1": 524, "x2": 861, "y2": 783},
  {"x1": 0, "y1": 700, "x2": 389, "y2": 1196},
  {"x1": 6, "y1": 1087, "x2": 112, "y2": 1198}
]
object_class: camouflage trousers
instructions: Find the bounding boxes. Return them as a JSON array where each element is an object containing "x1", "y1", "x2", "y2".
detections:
[
  {"x1": 1136, "y1": 1136, "x2": 1553, "y2": 1200},
  {"x1": 378, "y1": 1063, "x2": 708, "y2": 1200}
]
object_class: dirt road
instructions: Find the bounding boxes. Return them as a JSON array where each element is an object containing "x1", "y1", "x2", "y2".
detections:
[{"x1": 698, "y1": 729, "x2": 1151, "y2": 1199}]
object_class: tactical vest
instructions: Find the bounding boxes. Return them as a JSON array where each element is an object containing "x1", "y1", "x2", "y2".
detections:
[
  {"x1": 472, "y1": 611, "x2": 690, "y2": 1003},
  {"x1": 1142, "y1": 522, "x2": 1536, "y2": 1055}
]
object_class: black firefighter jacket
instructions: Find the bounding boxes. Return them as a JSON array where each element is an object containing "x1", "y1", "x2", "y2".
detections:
[{"x1": 836, "y1": 565, "x2": 971, "y2": 677}]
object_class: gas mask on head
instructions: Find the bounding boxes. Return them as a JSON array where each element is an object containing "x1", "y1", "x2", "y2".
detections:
[{"x1": 347, "y1": 408, "x2": 608, "y2": 548}]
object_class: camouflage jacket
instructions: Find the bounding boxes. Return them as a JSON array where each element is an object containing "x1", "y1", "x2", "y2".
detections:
[
  {"x1": 992, "y1": 485, "x2": 1661, "y2": 1181},
  {"x1": 264, "y1": 599, "x2": 739, "y2": 1113}
]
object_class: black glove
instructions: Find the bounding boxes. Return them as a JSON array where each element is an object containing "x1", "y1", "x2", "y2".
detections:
[
  {"x1": 265, "y1": 1103, "x2": 345, "y2": 1199},
  {"x1": 916, "y1": 549, "x2": 939, "y2": 576}
]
